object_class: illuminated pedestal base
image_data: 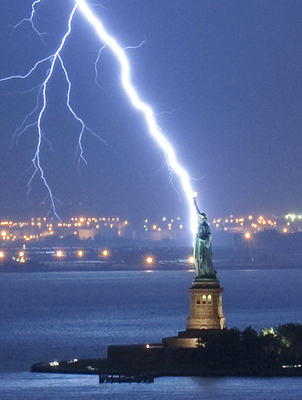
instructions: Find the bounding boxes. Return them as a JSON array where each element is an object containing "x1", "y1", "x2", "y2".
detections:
[
  {"x1": 162, "y1": 279, "x2": 226, "y2": 348},
  {"x1": 187, "y1": 279, "x2": 225, "y2": 330}
]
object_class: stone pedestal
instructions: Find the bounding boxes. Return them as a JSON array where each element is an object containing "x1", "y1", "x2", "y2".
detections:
[
  {"x1": 162, "y1": 278, "x2": 226, "y2": 348},
  {"x1": 186, "y1": 279, "x2": 225, "y2": 330}
]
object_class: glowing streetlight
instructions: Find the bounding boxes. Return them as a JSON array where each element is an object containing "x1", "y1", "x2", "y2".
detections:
[
  {"x1": 77, "y1": 250, "x2": 83, "y2": 257},
  {"x1": 0, "y1": 251, "x2": 4, "y2": 258},
  {"x1": 17, "y1": 251, "x2": 26, "y2": 263},
  {"x1": 102, "y1": 249, "x2": 109, "y2": 257},
  {"x1": 244, "y1": 232, "x2": 251, "y2": 239},
  {"x1": 146, "y1": 256, "x2": 153, "y2": 264},
  {"x1": 56, "y1": 250, "x2": 63, "y2": 258},
  {"x1": 188, "y1": 256, "x2": 195, "y2": 264}
]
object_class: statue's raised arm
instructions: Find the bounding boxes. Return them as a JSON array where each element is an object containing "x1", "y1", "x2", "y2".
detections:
[
  {"x1": 193, "y1": 196, "x2": 217, "y2": 280},
  {"x1": 194, "y1": 197, "x2": 202, "y2": 215}
]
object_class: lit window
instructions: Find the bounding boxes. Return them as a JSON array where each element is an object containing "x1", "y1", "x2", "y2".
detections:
[
  {"x1": 202, "y1": 295, "x2": 207, "y2": 304},
  {"x1": 207, "y1": 295, "x2": 212, "y2": 304}
]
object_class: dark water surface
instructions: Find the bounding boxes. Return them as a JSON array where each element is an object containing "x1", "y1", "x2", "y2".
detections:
[{"x1": 1, "y1": 269, "x2": 302, "y2": 399}]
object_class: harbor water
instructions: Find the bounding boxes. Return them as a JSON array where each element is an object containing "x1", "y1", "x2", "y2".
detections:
[{"x1": 1, "y1": 268, "x2": 302, "y2": 399}]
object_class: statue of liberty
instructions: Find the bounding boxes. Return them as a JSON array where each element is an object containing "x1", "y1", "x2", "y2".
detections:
[{"x1": 193, "y1": 195, "x2": 217, "y2": 280}]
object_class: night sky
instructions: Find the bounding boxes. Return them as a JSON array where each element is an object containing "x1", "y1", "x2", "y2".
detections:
[{"x1": 0, "y1": 0, "x2": 302, "y2": 224}]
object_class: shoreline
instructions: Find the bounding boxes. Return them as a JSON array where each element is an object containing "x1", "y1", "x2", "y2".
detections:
[{"x1": 31, "y1": 355, "x2": 302, "y2": 379}]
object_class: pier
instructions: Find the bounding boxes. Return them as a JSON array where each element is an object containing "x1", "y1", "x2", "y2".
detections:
[{"x1": 99, "y1": 373, "x2": 154, "y2": 383}]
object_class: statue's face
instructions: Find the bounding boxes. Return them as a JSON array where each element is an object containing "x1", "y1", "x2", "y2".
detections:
[{"x1": 198, "y1": 214, "x2": 207, "y2": 224}]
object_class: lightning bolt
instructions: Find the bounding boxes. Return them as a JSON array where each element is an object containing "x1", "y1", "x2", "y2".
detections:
[
  {"x1": 1, "y1": 1, "x2": 198, "y2": 236},
  {"x1": 12, "y1": 0, "x2": 45, "y2": 38},
  {"x1": 76, "y1": 1, "x2": 197, "y2": 235},
  {"x1": 1, "y1": 4, "x2": 105, "y2": 219}
]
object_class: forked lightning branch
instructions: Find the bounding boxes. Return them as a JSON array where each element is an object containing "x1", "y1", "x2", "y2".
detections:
[{"x1": 0, "y1": 0, "x2": 197, "y2": 236}]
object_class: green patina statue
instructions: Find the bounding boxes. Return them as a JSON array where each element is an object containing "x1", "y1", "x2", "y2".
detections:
[{"x1": 193, "y1": 197, "x2": 217, "y2": 280}]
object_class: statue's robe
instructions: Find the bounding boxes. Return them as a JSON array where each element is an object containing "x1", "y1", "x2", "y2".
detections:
[{"x1": 194, "y1": 220, "x2": 216, "y2": 279}]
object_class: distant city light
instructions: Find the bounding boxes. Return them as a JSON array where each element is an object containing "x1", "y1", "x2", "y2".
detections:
[
  {"x1": 49, "y1": 361, "x2": 59, "y2": 367},
  {"x1": 17, "y1": 250, "x2": 26, "y2": 263},
  {"x1": 146, "y1": 257, "x2": 153, "y2": 264},
  {"x1": 77, "y1": 250, "x2": 83, "y2": 257},
  {"x1": 244, "y1": 232, "x2": 251, "y2": 239},
  {"x1": 56, "y1": 250, "x2": 63, "y2": 258},
  {"x1": 188, "y1": 256, "x2": 194, "y2": 264},
  {"x1": 102, "y1": 249, "x2": 109, "y2": 257},
  {"x1": 0, "y1": 212, "x2": 300, "y2": 244},
  {"x1": 0, "y1": 251, "x2": 4, "y2": 258}
]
